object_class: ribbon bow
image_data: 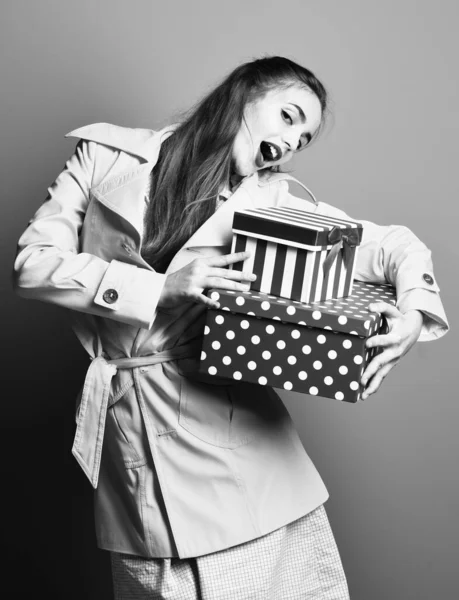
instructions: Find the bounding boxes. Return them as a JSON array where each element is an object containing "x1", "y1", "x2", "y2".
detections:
[{"x1": 322, "y1": 226, "x2": 359, "y2": 277}]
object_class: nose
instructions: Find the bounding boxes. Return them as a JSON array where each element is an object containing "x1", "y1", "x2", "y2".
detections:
[{"x1": 282, "y1": 130, "x2": 301, "y2": 152}]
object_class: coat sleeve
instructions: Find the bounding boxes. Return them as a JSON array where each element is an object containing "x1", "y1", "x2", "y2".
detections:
[
  {"x1": 12, "y1": 139, "x2": 166, "y2": 329},
  {"x1": 281, "y1": 191, "x2": 449, "y2": 342}
]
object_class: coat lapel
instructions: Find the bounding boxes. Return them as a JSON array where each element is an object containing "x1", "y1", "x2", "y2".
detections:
[
  {"x1": 89, "y1": 165, "x2": 259, "y2": 260},
  {"x1": 183, "y1": 176, "x2": 258, "y2": 249},
  {"x1": 83, "y1": 122, "x2": 317, "y2": 277},
  {"x1": 91, "y1": 163, "x2": 153, "y2": 241},
  {"x1": 165, "y1": 174, "x2": 265, "y2": 274},
  {"x1": 71, "y1": 121, "x2": 317, "y2": 252},
  {"x1": 72, "y1": 124, "x2": 176, "y2": 244}
]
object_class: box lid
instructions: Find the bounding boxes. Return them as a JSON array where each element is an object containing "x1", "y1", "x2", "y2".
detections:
[
  {"x1": 207, "y1": 281, "x2": 396, "y2": 337},
  {"x1": 232, "y1": 206, "x2": 363, "y2": 251}
]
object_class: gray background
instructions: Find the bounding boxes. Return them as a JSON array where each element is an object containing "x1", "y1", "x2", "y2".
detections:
[{"x1": 1, "y1": 1, "x2": 457, "y2": 598}]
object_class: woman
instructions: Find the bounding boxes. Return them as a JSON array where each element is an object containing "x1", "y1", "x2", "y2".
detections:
[{"x1": 13, "y1": 56, "x2": 448, "y2": 599}]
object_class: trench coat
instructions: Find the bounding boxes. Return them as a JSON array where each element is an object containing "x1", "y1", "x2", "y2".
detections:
[{"x1": 13, "y1": 122, "x2": 449, "y2": 558}]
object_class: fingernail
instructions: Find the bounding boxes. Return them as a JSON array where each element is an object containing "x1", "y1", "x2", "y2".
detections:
[{"x1": 250, "y1": 274, "x2": 257, "y2": 281}]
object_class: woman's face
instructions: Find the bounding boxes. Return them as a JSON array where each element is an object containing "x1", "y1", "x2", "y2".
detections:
[{"x1": 231, "y1": 85, "x2": 323, "y2": 177}]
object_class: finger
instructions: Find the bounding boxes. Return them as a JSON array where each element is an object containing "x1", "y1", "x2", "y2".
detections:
[
  {"x1": 368, "y1": 302, "x2": 401, "y2": 318},
  {"x1": 197, "y1": 293, "x2": 220, "y2": 309},
  {"x1": 366, "y1": 332, "x2": 402, "y2": 349},
  {"x1": 206, "y1": 276, "x2": 251, "y2": 293},
  {"x1": 361, "y1": 361, "x2": 396, "y2": 400},
  {"x1": 210, "y1": 267, "x2": 256, "y2": 282},
  {"x1": 361, "y1": 351, "x2": 398, "y2": 386},
  {"x1": 204, "y1": 251, "x2": 252, "y2": 267}
]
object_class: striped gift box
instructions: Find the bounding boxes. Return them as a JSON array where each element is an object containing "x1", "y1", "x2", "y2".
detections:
[{"x1": 230, "y1": 206, "x2": 363, "y2": 302}]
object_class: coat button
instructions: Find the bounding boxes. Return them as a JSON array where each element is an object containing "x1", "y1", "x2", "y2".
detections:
[
  {"x1": 102, "y1": 289, "x2": 118, "y2": 304},
  {"x1": 422, "y1": 273, "x2": 434, "y2": 285}
]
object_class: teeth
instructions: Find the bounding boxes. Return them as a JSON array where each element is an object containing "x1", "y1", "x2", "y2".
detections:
[{"x1": 260, "y1": 141, "x2": 281, "y2": 162}]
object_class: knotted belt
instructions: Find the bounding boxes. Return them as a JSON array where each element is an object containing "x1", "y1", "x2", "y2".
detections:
[{"x1": 71, "y1": 341, "x2": 201, "y2": 489}]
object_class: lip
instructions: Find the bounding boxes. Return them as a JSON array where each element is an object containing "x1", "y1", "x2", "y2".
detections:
[
  {"x1": 255, "y1": 148, "x2": 265, "y2": 168},
  {"x1": 260, "y1": 141, "x2": 283, "y2": 163}
]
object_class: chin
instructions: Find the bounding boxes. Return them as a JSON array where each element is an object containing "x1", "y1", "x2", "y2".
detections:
[
  {"x1": 237, "y1": 168, "x2": 254, "y2": 177},
  {"x1": 231, "y1": 153, "x2": 256, "y2": 178},
  {"x1": 236, "y1": 163, "x2": 257, "y2": 177}
]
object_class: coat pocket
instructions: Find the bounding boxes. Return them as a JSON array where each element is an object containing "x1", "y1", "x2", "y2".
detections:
[
  {"x1": 178, "y1": 378, "x2": 286, "y2": 449},
  {"x1": 105, "y1": 377, "x2": 149, "y2": 468}
]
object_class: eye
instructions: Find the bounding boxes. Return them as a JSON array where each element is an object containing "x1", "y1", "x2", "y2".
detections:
[
  {"x1": 281, "y1": 109, "x2": 293, "y2": 124},
  {"x1": 297, "y1": 135, "x2": 311, "y2": 152}
]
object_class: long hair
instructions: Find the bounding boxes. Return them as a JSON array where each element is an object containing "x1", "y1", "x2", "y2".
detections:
[{"x1": 141, "y1": 56, "x2": 328, "y2": 273}]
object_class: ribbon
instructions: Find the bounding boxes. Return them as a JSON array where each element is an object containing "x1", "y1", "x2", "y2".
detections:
[{"x1": 322, "y1": 226, "x2": 360, "y2": 277}]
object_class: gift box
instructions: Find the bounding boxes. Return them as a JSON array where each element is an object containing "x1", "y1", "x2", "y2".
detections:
[
  {"x1": 199, "y1": 281, "x2": 396, "y2": 403},
  {"x1": 230, "y1": 206, "x2": 363, "y2": 302}
]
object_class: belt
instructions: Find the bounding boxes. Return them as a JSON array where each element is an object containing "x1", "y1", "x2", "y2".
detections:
[{"x1": 71, "y1": 342, "x2": 201, "y2": 489}]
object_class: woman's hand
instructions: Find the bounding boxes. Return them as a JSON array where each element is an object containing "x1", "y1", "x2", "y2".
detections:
[
  {"x1": 158, "y1": 251, "x2": 255, "y2": 310},
  {"x1": 360, "y1": 303, "x2": 423, "y2": 400}
]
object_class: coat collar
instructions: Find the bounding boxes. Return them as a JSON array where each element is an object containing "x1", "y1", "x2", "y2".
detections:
[
  {"x1": 69, "y1": 121, "x2": 317, "y2": 266},
  {"x1": 89, "y1": 167, "x2": 261, "y2": 251},
  {"x1": 68, "y1": 123, "x2": 174, "y2": 240},
  {"x1": 66, "y1": 122, "x2": 317, "y2": 203},
  {"x1": 65, "y1": 122, "x2": 176, "y2": 162},
  {"x1": 90, "y1": 165, "x2": 317, "y2": 255}
]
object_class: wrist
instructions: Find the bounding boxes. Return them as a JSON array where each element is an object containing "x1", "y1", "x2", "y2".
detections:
[
  {"x1": 402, "y1": 308, "x2": 424, "y2": 321},
  {"x1": 402, "y1": 309, "x2": 424, "y2": 339}
]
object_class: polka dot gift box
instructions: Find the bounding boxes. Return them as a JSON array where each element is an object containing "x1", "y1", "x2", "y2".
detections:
[
  {"x1": 230, "y1": 206, "x2": 363, "y2": 302},
  {"x1": 199, "y1": 281, "x2": 396, "y2": 403}
]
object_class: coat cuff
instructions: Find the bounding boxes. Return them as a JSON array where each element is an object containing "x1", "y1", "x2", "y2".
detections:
[
  {"x1": 396, "y1": 288, "x2": 449, "y2": 342},
  {"x1": 94, "y1": 260, "x2": 166, "y2": 329}
]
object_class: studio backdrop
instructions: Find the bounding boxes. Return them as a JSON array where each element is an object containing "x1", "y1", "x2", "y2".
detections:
[{"x1": 1, "y1": 1, "x2": 457, "y2": 599}]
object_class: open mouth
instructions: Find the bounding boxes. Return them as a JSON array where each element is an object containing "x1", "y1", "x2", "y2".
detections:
[{"x1": 260, "y1": 141, "x2": 282, "y2": 163}]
